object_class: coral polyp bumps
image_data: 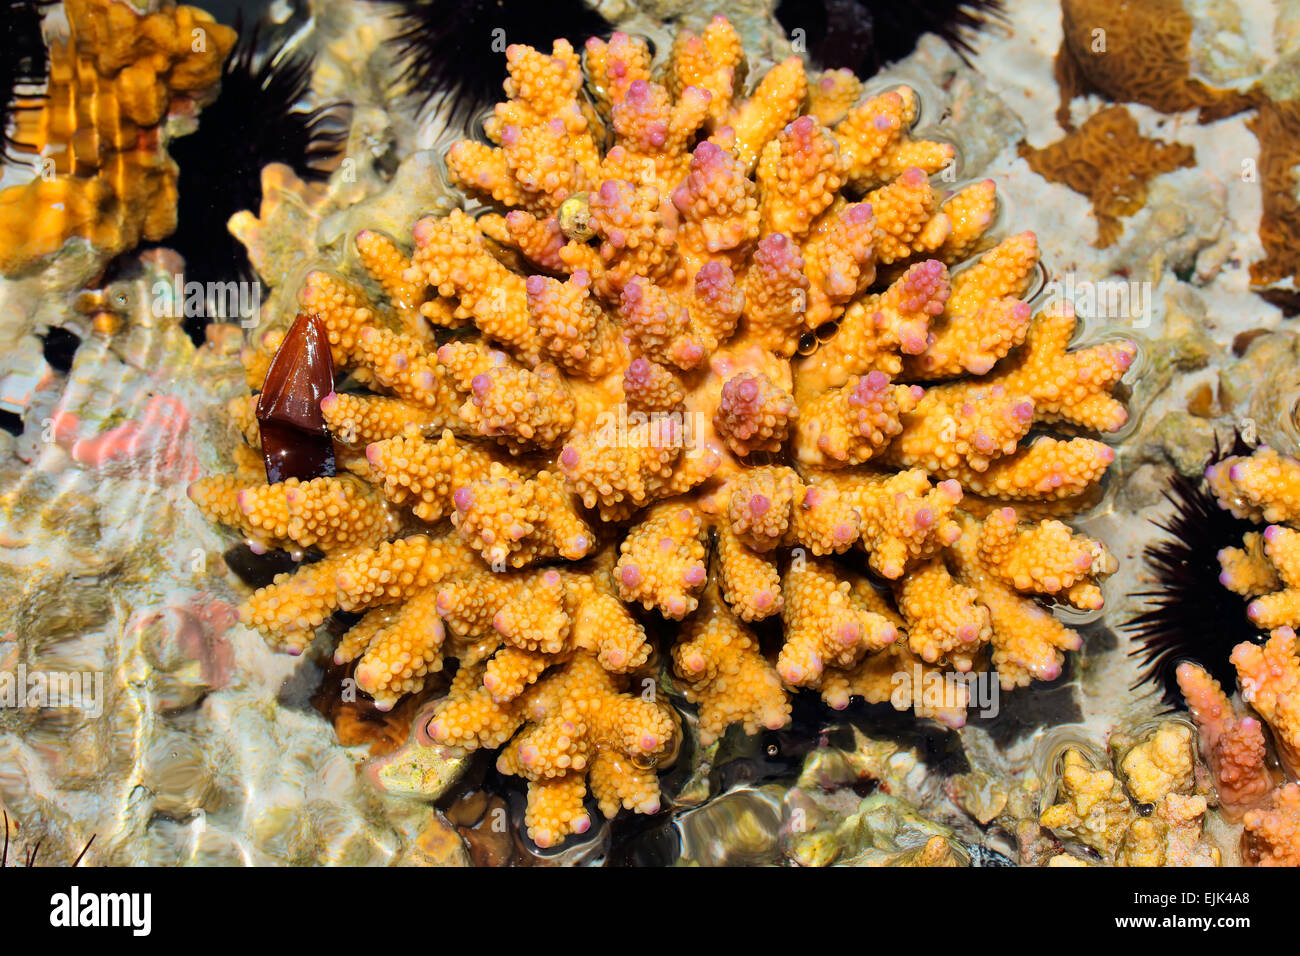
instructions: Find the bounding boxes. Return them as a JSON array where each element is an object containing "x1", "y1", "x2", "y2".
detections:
[{"x1": 189, "y1": 17, "x2": 1134, "y2": 847}]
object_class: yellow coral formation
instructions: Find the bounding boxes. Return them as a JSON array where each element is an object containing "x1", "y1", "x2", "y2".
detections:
[
  {"x1": 191, "y1": 17, "x2": 1132, "y2": 846},
  {"x1": 0, "y1": 0, "x2": 236, "y2": 274},
  {"x1": 1040, "y1": 733, "x2": 1219, "y2": 866},
  {"x1": 430, "y1": 651, "x2": 676, "y2": 848},
  {"x1": 1120, "y1": 722, "x2": 1195, "y2": 805},
  {"x1": 1040, "y1": 748, "x2": 1132, "y2": 857},
  {"x1": 673, "y1": 586, "x2": 791, "y2": 745}
]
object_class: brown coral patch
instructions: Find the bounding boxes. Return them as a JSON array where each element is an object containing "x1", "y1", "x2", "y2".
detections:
[
  {"x1": 1054, "y1": 0, "x2": 1258, "y2": 130},
  {"x1": 1247, "y1": 98, "x2": 1300, "y2": 288},
  {"x1": 1018, "y1": 106, "x2": 1194, "y2": 248}
]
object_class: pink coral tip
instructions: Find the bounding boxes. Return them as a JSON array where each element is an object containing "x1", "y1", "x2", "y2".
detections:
[
  {"x1": 845, "y1": 203, "x2": 873, "y2": 225},
  {"x1": 677, "y1": 342, "x2": 705, "y2": 365},
  {"x1": 411, "y1": 219, "x2": 435, "y2": 243}
]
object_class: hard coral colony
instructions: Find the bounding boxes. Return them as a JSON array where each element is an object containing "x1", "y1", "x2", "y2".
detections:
[{"x1": 188, "y1": 17, "x2": 1135, "y2": 848}]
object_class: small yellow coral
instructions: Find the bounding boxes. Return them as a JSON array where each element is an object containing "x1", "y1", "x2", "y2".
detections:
[
  {"x1": 1040, "y1": 749, "x2": 1132, "y2": 857},
  {"x1": 1120, "y1": 722, "x2": 1195, "y2": 805}
]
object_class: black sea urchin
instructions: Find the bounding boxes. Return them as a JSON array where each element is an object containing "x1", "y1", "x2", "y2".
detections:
[
  {"x1": 375, "y1": 0, "x2": 610, "y2": 120},
  {"x1": 0, "y1": 0, "x2": 50, "y2": 166},
  {"x1": 775, "y1": 0, "x2": 1006, "y2": 77},
  {"x1": 1126, "y1": 439, "x2": 1262, "y2": 708},
  {"x1": 160, "y1": 18, "x2": 346, "y2": 337}
]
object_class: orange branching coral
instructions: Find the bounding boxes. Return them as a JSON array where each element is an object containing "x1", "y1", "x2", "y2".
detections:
[
  {"x1": 0, "y1": 0, "x2": 236, "y2": 274},
  {"x1": 429, "y1": 651, "x2": 676, "y2": 847},
  {"x1": 1054, "y1": 0, "x2": 1257, "y2": 130},
  {"x1": 1018, "y1": 106, "x2": 1194, "y2": 248},
  {"x1": 190, "y1": 17, "x2": 1134, "y2": 845},
  {"x1": 1241, "y1": 783, "x2": 1300, "y2": 867},
  {"x1": 1207, "y1": 446, "x2": 1300, "y2": 632},
  {"x1": 1231, "y1": 628, "x2": 1300, "y2": 779},
  {"x1": 1186, "y1": 444, "x2": 1300, "y2": 844},
  {"x1": 1176, "y1": 662, "x2": 1278, "y2": 821},
  {"x1": 672, "y1": 584, "x2": 790, "y2": 746}
]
